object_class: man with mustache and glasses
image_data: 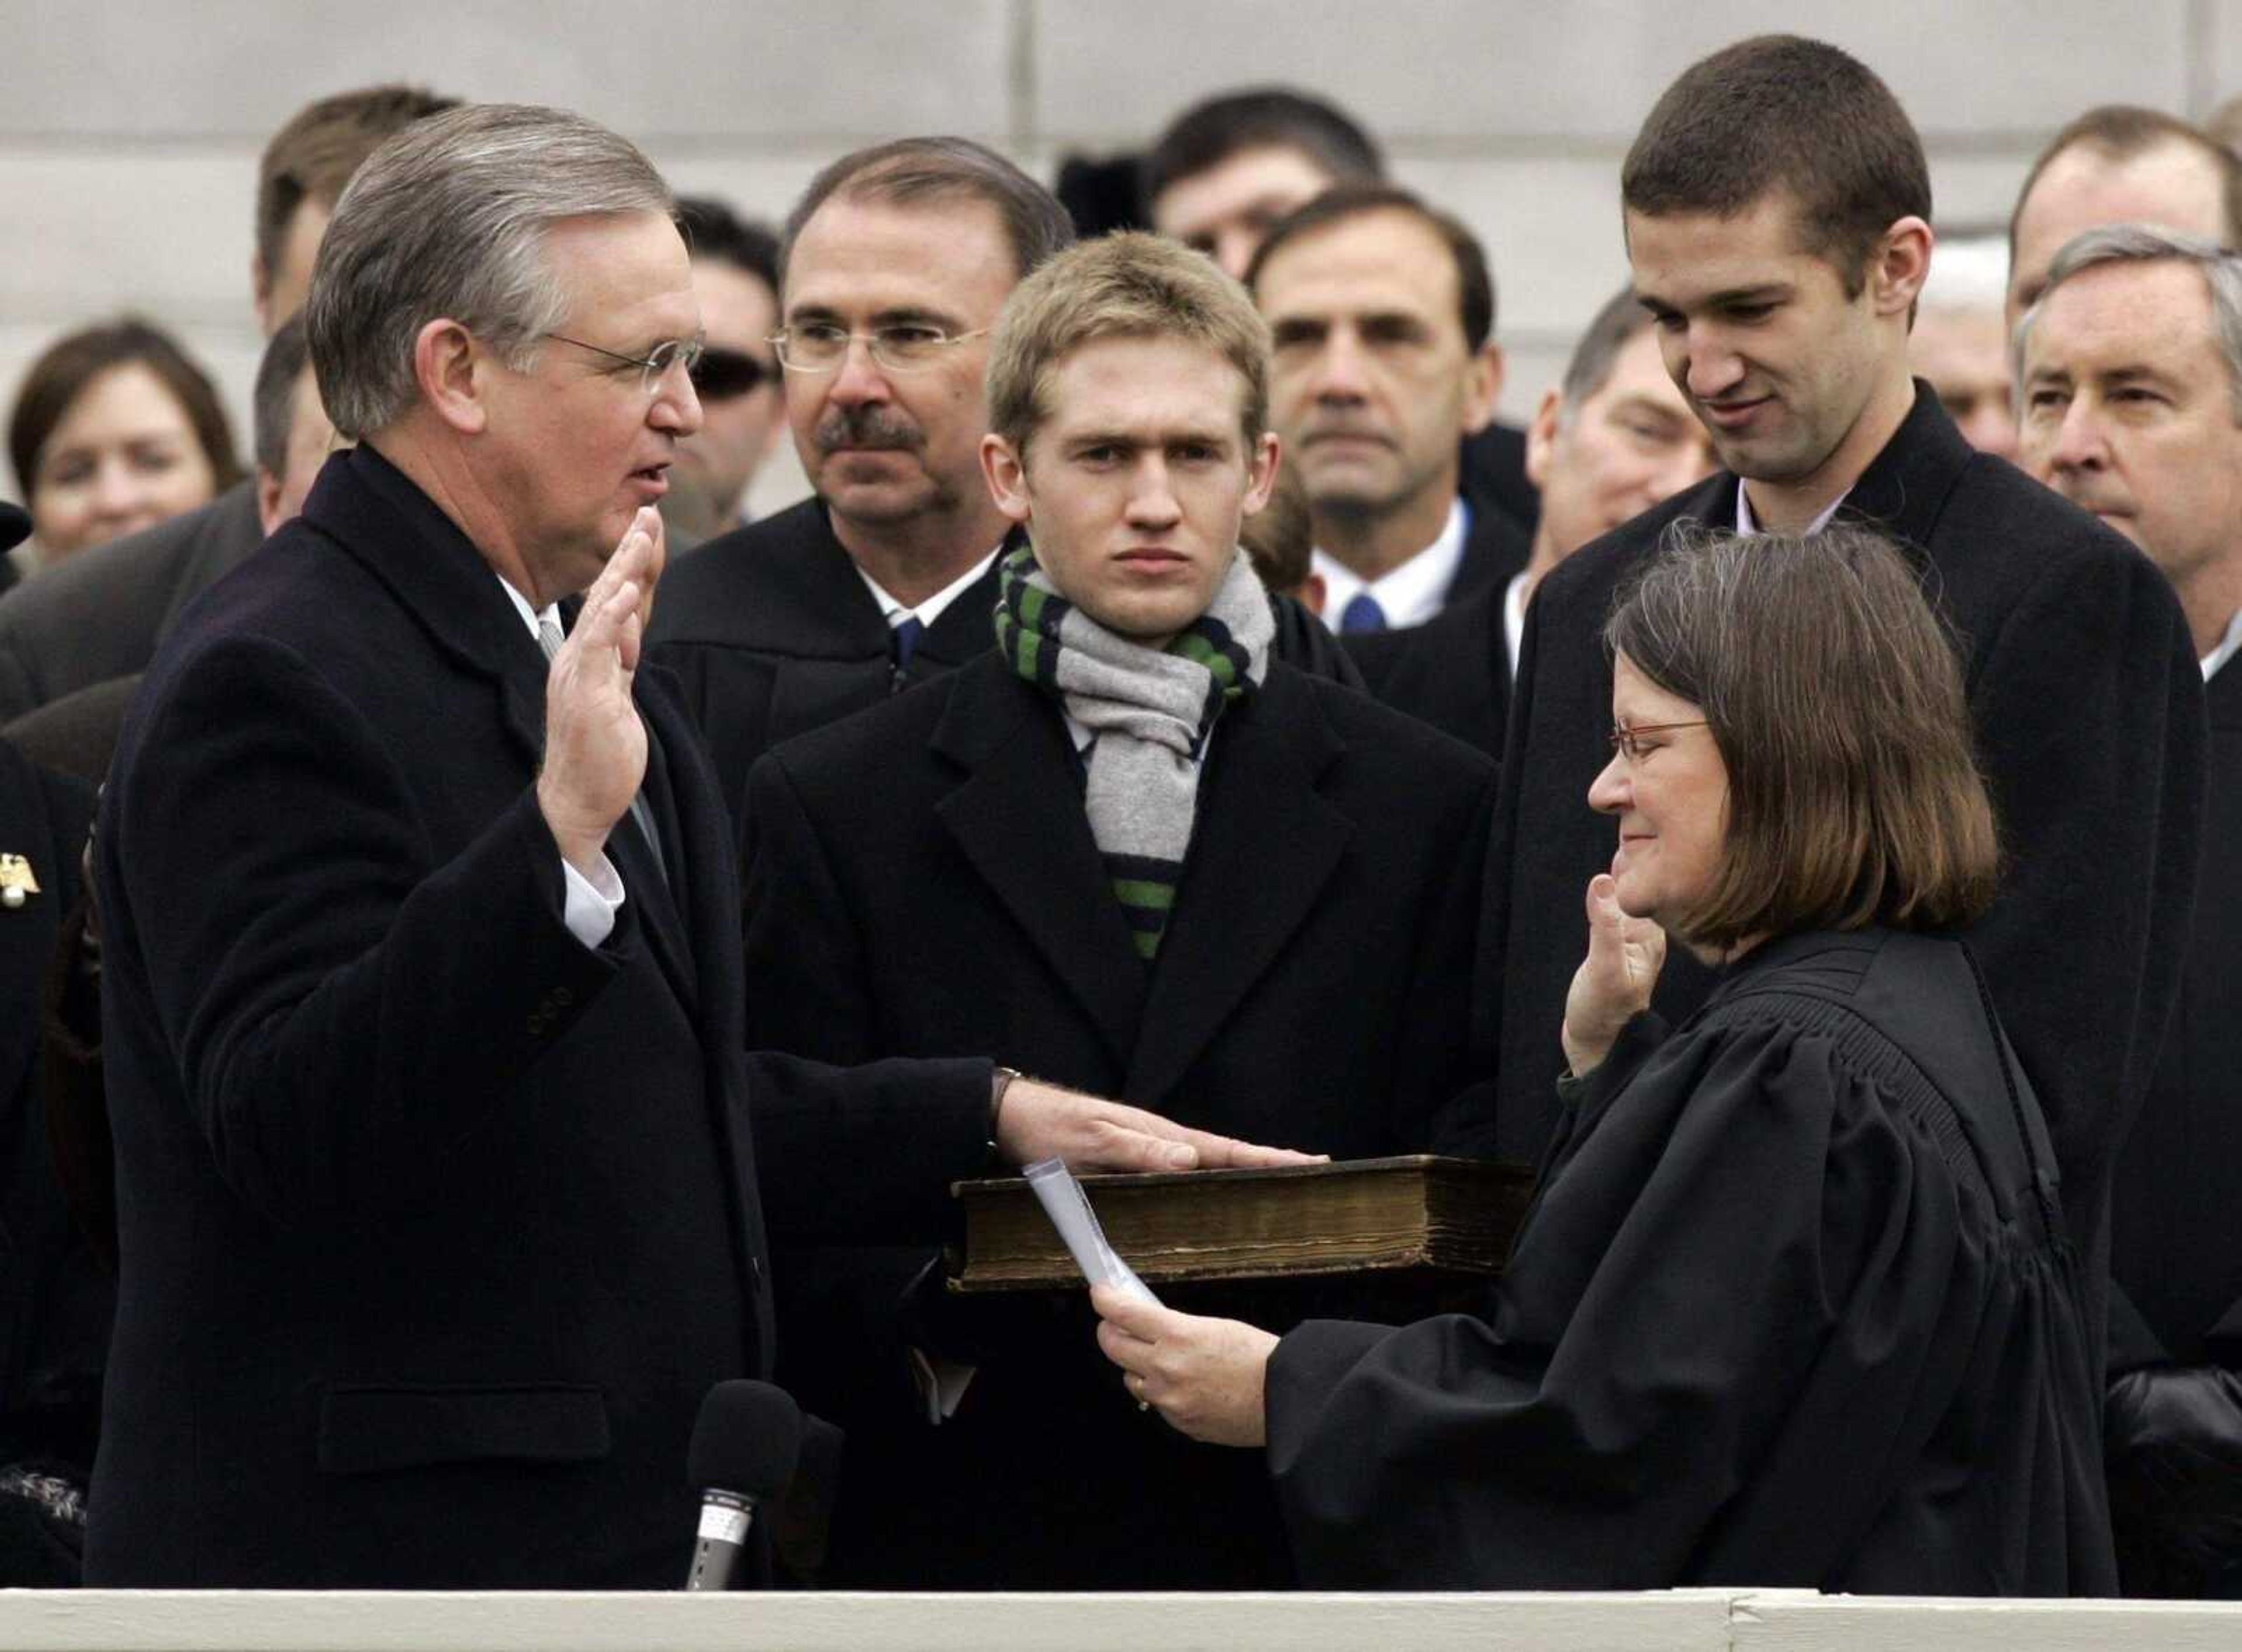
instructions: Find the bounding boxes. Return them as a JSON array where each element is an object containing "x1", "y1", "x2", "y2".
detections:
[
  {"x1": 1245, "y1": 184, "x2": 1522, "y2": 642},
  {"x1": 658, "y1": 196, "x2": 785, "y2": 552},
  {"x1": 1481, "y1": 35, "x2": 2201, "y2": 1409},
  {"x1": 649, "y1": 138, "x2": 1356, "y2": 832}
]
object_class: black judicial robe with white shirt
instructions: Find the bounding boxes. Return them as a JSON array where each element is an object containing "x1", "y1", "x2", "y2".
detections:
[
  {"x1": 738, "y1": 651, "x2": 1499, "y2": 1587},
  {"x1": 85, "y1": 448, "x2": 994, "y2": 1588},
  {"x1": 1477, "y1": 388, "x2": 2204, "y2": 1347},
  {"x1": 647, "y1": 498, "x2": 1362, "y2": 831},
  {"x1": 1268, "y1": 929, "x2": 2114, "y2": 1594}
]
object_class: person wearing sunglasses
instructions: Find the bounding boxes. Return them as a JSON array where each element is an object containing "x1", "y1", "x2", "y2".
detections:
[{"x1": 661, "y1": 197, "x2": 786, "y2": 552}]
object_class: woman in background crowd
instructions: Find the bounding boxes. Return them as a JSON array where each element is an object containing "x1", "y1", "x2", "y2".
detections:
[
  {"x1": 5, "y1": 319, "x2": 240, "y2": 585},
  {"x1": 1096, "y1": 523, "x2": 2115, "y2": 1595}
]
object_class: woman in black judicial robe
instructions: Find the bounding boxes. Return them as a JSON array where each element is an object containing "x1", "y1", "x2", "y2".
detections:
[{"x1": 1095, "y1": 523, "x2": 2116, "y2": 1595}]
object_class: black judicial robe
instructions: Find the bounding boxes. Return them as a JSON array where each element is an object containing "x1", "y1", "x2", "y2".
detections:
[
  {"x1": 1478, "y1": 388, "x2": 2204, "y2": 1360},
  {"x1": 1268, "y1": 929, "x2": 2115, "y2": 1595},
  {"x1": 647, "y1": 499, "x2": 1362, "y2": 831}
]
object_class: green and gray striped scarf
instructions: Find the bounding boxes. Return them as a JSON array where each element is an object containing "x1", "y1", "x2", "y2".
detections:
[{"x1": 994, "y1": 543, "x2": 1273, "y2": 961}]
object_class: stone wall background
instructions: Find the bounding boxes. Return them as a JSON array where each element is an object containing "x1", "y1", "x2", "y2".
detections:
[{"x1": 4, "y1": 0, "x2": 2234, "y2": 517}]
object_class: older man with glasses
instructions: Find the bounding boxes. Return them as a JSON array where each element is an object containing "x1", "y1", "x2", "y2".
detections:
[{"x1": 86, "y1": 104, "x2": 1304, "y2": 1591}]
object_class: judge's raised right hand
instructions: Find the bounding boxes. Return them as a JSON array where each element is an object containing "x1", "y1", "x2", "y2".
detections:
[
  {"x1": 537, "y1": 507, "x2": 664, "y2": 874},
  {"x1": 1560, "y1": 873, "x2": 1666, "y2": 1076}
]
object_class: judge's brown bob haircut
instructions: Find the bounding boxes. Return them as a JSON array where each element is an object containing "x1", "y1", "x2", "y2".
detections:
[
  {"x1": 1605, "y1": 523, "x2": 1999, "y2": 951},
  {"x1": 986, "y1": 231, "x2": 1271, "y2": 457},
  {"x1": 1622, "y1": 35, "x2": 1930, "y2": 298}
]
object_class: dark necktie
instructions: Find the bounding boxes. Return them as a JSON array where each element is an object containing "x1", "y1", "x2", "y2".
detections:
[
  {"x1": 1339, "y1": 592, "x2": 1388, "y2": 635},
  {"x1": 535, "y1": 614, "x2": 669, "y2": 888},
  {"x1": 890, "y1": 614, "x2": 927, "y2": 688}
]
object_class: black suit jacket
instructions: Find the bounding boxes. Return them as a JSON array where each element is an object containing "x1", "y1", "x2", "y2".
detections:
[
  {"x1": 1344, "y1": 578, "x2": 1509, "y2": 759},
  {"x1": 1481, "y1": 388, "x2": 2204, "y2": 1352},
  {"x1": 1460, "y1": 422, "x2": 1539, "y2": 538},
  {"x1": 2113, "y1": 654, "x2": 2242, "y2": 1364},
  {"x1": 649, "y1": 499, "x2": 1363, "y2": 831},
  {"x1": 86, "y1": 448, "x2": 991, "y2": 1588},
  {"x1": 740, "y1": 653, "x2": 1498, "y2": 1587},
  {"x1": 0, "y1": 483, "x2": 264, "y2": 723}
]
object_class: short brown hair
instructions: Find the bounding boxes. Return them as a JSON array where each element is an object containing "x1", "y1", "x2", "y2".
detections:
[
  {"x1": 257, "y1": 86, "x2": 458, "y2": 289},
  {"x1": 986, "y1": 231, "x2": 1270, "y2": 456},
  {"x1": 1622, "y1": 35, "x2": 1930, "y2": 297},
  {"x1": 9, "y1": 317, "x2": 243, "y2": 498},
  {"x1": 1243, "y1": 183, "x2": 1496, "y2": 351},
  {"x1": 782, "y1": 137, "x2": 1075, "y2": 291},
  {"x1": 1605, "y1": 522, "x2": 1998, "y2": 950},
  {"x1": 1142, "y1": 87, "x2": 1383, "y2": 208},
  {"x1": 2007, "y1": 105, "x2": 2242, "y2": 267}
]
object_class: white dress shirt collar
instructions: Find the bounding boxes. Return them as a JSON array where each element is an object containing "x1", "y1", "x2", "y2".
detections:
[
  {"x1": 2202, "y1": 605, "x2": 2242, "y2": 681},
  {"x1": 1502, "y1": 571, "x2": 1532, "y2": 683},
  {"x1": 1735, "y1": 479, "x2": 1850, "y2": 537},
  {"x1": 856, "y1": 545, "x2": 1006, "y2": 632},
  {"x1": 495, "y1": 574, "x2": 561, "y2": 639},
  {"x1": 1311, "y1": 496, "x2": 1471, "y2": 630}
]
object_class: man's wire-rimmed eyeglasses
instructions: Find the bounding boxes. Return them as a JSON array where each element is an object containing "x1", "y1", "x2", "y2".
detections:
[
  {"x1": 769, "y1": 322, "x2": 991, "y2": 375},
  {"x1": 547, "y1": 332, "x2": 706, "y2": 396}
]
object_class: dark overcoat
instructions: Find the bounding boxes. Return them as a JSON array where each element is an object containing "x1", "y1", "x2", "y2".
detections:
[
  {"x1": 86, "y1": 448, "x2": 991, "y2": 1587},
  {"x1": 738, "y1": 651, "x2": 1498, "y2": 1587}
]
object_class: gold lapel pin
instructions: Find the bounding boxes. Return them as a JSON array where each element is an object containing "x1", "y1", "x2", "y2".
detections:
[{"x1": 0, "y1": 853, "x2": 40, "y2": 909}]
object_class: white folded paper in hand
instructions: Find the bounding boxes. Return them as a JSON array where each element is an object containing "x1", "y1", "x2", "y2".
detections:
[{"x1": 1022, "y1": 1158, "x2": 1162, "y2": 1305}]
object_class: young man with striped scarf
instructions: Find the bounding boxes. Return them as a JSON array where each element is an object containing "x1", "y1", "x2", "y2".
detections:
[{"x1": 736, "y1": 231, "x2": 1499, "y2": 1590}]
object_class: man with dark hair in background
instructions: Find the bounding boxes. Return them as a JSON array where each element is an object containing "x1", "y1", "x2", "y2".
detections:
[
  {"x1": 1143, "y1": 88, "x2": 1538, "y2": 535},
  {"x1": 1245, "y1": 184, "x2": 1514, "y2": 642},
  {"x1": 2007, "y1": 104, "x2": 2242, "y2": 328},
  {"x1": 1141, "y1": 87, "x2": 1384, "y2": 282},
  {"x1": 1481, "y1": 37, "x2": 2202, "y2": 1409},
  {"x1": 0, "y1": 84, "x2": 457, "y2": 723},
  {"x1": 1346, "y1": 286, "x2": 1714, "y2": 757},
  {"x1": 649, "y1": 137, "x2": 1356, "y2": 830},
  {"x1": 663, "y1": 196, "x2": 785, "y2": 551}
]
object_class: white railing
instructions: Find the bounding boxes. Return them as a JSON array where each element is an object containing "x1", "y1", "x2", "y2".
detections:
[{"x1": 0, "y1": 1590, "x2": 2238, "y2": 1651}]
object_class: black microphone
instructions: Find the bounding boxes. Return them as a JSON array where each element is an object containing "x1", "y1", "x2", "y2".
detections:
[
  {"x1": 684, "y1": 1379, "x2": 802, "y2": 1592},
  {"x1": 0, "y1": 502, "x2": 29, "y2": 555}
]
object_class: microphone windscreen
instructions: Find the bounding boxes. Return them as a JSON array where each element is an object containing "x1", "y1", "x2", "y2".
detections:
[
  {"x1": 687, "y1": 1379, "x2": 803, "y2": 1501},
  {"x1": 0, "y1": 503, "x2": 28, "y2": 555}
]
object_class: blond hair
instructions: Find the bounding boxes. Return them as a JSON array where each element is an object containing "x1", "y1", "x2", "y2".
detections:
[{"x1": 986, "y1": 231, "x2": 1270, "y2": 456}]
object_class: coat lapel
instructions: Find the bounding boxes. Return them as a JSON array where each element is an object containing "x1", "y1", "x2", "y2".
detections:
[
  {"x1": 934, "y1": 660, "x2": 1148, "y2": 1070},
  {"x1": 1124, "y1": 670, "x2": 1352, "y2": 1108}
]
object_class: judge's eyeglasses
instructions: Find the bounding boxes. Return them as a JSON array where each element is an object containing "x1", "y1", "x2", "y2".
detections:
[{"x1": 1608, "y1": 720, "x2": 1709, "y2": 761}]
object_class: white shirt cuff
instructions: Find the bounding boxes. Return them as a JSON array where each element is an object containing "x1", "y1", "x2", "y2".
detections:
[{"x1": 560, "y1": 850, "x2": 625, "y2": 949}]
